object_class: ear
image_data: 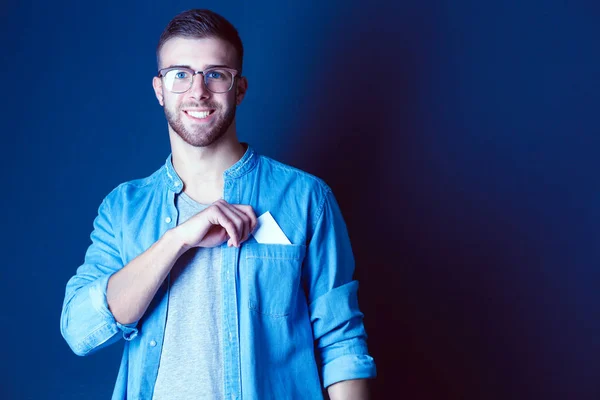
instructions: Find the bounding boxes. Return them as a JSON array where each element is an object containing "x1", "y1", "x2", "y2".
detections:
[
  {"x1": 235, "y1": 76, "x2": 248, "y2": 106},
  {"x1": 152, "y1": 76, "x2": 164, "y2": 106}
]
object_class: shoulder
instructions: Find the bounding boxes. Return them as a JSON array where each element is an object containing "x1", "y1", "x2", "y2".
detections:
[
  {"x1": 101, "y1": 163, "x2": 165, "y2": 209},
  {"x1": 256, "y1": 154, "x2": 332, "y2": 196},
  {"x1": 254, "y1": 155, "x2": 337, "y2": 227}
]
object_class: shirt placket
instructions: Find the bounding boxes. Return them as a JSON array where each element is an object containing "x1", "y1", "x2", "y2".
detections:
[{"x1": 221, "y1": 177, "x2": 242, "y2": 400}]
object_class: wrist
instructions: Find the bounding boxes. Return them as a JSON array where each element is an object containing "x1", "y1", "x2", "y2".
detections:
[{"x1": 163, "y1": 226, "x2": 191, "y2": 256}]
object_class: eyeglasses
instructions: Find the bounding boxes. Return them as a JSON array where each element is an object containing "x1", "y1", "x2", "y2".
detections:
[{"x1": 157, "y1": 66, "x2": 239, "y2": 94}]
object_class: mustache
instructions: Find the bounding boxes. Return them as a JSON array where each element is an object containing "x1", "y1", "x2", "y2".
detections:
[{"x1": 180, "y1": 102, "x2": 219, "y2": 109}]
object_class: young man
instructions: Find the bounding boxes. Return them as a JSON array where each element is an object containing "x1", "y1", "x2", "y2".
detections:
[{"x1": 60, "y1": 9, "x2": 376, "y2": 400}]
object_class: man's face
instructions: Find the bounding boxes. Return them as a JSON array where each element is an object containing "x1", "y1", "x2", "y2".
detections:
[{"x1": 153, "y1": 37, "x2": 246, "y2": 147}]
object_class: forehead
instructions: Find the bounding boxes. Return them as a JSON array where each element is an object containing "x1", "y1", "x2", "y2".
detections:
[{"x1": 159, "y1": 36, "x2": 238, "y2": 69}]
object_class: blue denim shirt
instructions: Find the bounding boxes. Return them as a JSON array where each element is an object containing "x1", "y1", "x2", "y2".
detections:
[{"x1": 60, "y1": 145, "x2": 376, "y2": 399}]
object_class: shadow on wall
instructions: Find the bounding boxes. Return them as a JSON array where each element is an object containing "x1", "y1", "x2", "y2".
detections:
[
  {"x1": 287, "y1": 7, "x2": 543, "y2": 400},
  {"x1": 291, "y1": 11, "x2": 447, "y2": 398}
]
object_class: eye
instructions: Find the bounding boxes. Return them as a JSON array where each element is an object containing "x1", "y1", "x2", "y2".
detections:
[
  {"x1": 206, "y1": 70, "x2": 224, "y2": 79},
  {"x1": 174, "y1": 70, "x2": 190, "y2": 79}
]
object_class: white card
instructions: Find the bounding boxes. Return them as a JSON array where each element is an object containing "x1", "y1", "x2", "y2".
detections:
[{"x1": 252, "y1": 211, "x2": 292, "y2": 245}]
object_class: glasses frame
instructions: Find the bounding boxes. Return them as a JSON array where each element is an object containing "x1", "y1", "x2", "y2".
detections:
[{"x1": 157, "y1": 66, "x2": 240, "y2": 94}]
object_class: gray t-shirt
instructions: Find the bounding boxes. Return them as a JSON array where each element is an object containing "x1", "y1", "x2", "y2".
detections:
[{"x1": 152, "y1": 193, "x2": 223, "y2": 400}]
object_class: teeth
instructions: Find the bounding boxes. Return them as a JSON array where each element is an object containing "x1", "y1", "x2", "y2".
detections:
[{"x1": 187, "y1": 110, "x2": 211, "y2": 119}]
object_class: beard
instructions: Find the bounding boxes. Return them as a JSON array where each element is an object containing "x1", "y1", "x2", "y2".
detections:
[{"x1": 164, "y1": 100, "x2": 236, "y2": 147}]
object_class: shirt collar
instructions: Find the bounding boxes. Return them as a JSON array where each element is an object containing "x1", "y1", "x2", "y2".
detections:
[{"x1": 163, "y1": 143, "x2": 258, "y2": 192}]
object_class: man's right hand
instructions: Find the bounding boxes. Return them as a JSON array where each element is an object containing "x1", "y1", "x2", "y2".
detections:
[{"x1": 173, "y1": 199, "x2": 257, "y2": 249}]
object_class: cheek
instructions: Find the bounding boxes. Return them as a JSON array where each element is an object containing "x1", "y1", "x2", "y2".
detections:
[
  {"x1": 224, "y1": 92, "x2": 238, "y2": 107},
  {"x1": 163, "y1": 95, "x2": 182, "y2": 111}
]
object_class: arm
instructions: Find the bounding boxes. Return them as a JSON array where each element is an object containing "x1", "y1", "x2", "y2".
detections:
[
  {"x1": 105, "y1": 228, "x2": 186, "y2": 325},
  {"x1": 107, "y1": 200, "x2": 256, "y2": 324},
  {"x1": 303, "y1": 187, "x2": 377, "y2": 390},
  {"x1": 327, "y1": 379, "x2": 370, "y2": 400},
  {"x1": 61, "y1": 197, "x2": 255, "y2": 355},
  {"x1": 60, "y1": 196, "x2": 134, "y2": 356}
]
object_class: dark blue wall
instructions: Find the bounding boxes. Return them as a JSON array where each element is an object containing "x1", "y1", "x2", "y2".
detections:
[{"x1": 2, "y1": 1, "x2": 599, "y2": 399}]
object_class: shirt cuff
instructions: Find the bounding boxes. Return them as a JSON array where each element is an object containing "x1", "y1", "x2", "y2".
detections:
[
  {"x1": 322, "y1": 354, "x2": 377, "y2": 388},
  {"x1": 89, "y1": 273, "x2": 139, "y2": 341}
]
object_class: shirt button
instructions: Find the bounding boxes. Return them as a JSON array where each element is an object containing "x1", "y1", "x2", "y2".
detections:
[
  {"x1": 165, "y1": 217, "x2": 172, "y2": 224},
  {"x1": 149, "y1": 340, "x2": 157, "y2": 347}
]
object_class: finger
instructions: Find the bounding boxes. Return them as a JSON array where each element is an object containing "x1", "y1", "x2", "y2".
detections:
[
  {"x1": 211, "y1": 202, "x2": 245, "y2": 247},
  {"x1": 226, "y1": 204, "x2": 253, "y2": 243},
  {"x1": 234, "y1": 204, "x2": 258, "y2": 234},
  {"x1": 206, "y1": 204, "x2": 239, "y2": 247},
  {"x1": 213, "y1": 201, "x2": 256, "y2": 245},
  {"x1": 214, "y1": 200, "x2": 252, "y2": 242}
]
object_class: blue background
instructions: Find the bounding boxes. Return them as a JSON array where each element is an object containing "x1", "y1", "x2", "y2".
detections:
[{"x1": 2, "y1": 0, "x2": 599, "y2": 399}]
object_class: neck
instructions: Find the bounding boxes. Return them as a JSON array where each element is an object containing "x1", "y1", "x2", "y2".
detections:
[{"x1": 169, "y1": 124, "x2": 246, "y2": 201}]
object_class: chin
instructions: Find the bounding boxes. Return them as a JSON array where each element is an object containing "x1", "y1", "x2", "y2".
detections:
[{"x1": 184, "y1": 132, "x2": 227, "y2": 148}]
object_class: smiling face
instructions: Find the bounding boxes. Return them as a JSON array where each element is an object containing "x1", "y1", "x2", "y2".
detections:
[{"x1": 152, "y1": 36, "x2": 247, "y2": 147}]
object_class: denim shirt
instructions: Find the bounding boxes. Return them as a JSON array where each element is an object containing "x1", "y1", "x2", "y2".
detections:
[{"x1": 60, "y1": 145, "x2": 376, "y2": 400}]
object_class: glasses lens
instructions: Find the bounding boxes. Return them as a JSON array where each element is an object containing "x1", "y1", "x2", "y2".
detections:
[
  {"x1": 164, "y1": 69, "x2": 192, "y2": 93},
  {"x1": 204, "y1": 69, "x2": 234, "y2": 93}
]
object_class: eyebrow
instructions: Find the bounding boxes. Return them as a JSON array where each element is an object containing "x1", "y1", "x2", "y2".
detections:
[{"x1": 163, "y1": 64, "x2": 233, "y2": 70}]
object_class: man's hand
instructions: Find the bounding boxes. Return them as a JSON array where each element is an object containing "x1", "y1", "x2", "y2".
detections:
[
  {"x1": 106, "y1": 199, "x2": 256, "y2": 325},
  {"x1": 174, "y1": 199, "x2": 257, "y2": 249}
]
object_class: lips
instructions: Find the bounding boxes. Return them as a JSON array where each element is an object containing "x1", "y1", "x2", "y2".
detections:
[{"x1": 184, "y1": 109, "x2": 215, "y2": 120}]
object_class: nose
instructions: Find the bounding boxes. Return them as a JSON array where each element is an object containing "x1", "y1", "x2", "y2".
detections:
[{"x1": 188, "y1": 72, "x2": 211, "y2": 100}]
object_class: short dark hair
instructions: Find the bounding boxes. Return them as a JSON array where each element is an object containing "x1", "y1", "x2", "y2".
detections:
[{"x1": 156, "y1": 9, "x2": 244, "y2": 73}]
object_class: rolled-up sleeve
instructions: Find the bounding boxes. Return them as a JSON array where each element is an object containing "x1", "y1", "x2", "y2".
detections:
[
  {"x1": 60, "y1": 195, "x2": 138, "y2": 356},
  {"x1": 303, "y1": 187, "x2": 376, "y2": 388}
]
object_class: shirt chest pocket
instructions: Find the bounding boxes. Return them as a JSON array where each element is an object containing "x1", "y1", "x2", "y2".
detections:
[{"x1": 241, "y1": 242, "x2": 306, "y2": 318}]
